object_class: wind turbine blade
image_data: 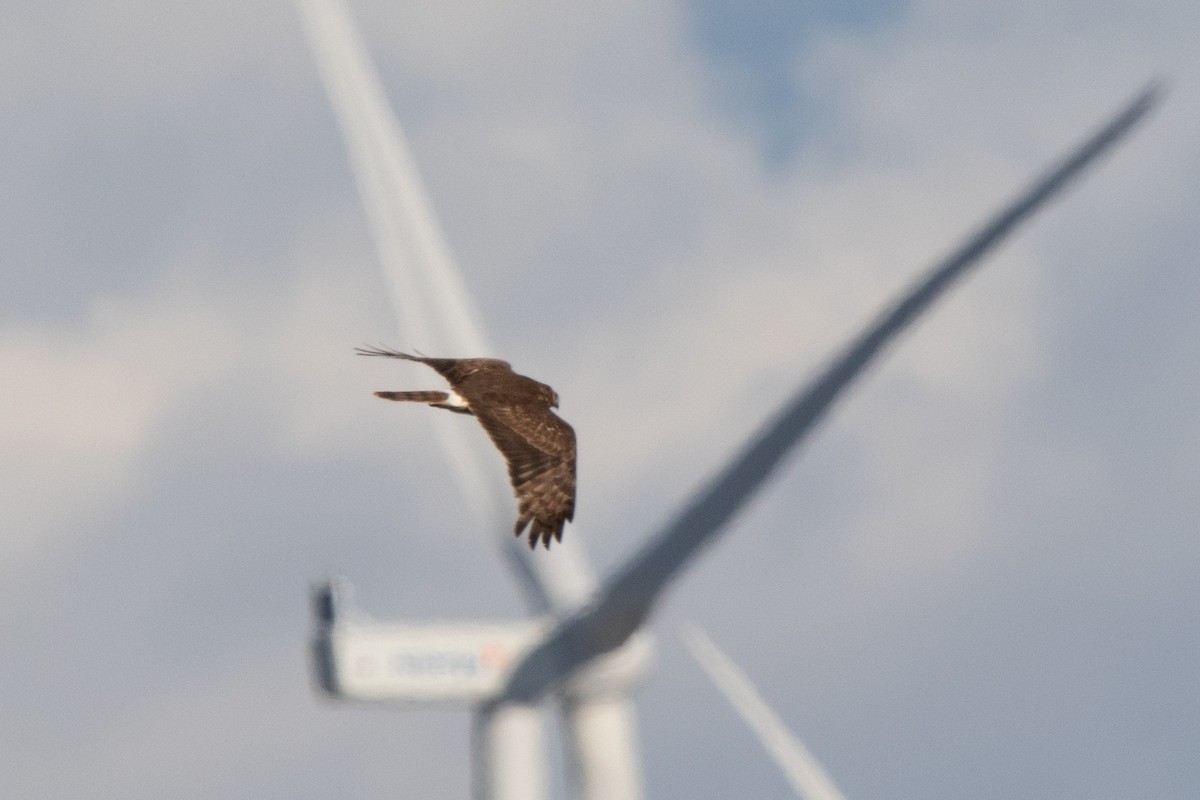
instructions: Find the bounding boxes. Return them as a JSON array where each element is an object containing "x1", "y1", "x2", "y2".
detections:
[
  {"x1": 296, "y1": 0, "x2": 486, "y2": 355},
  {"x1": 295, "y1": 0, "x2": 597, "y2": 611},
  {"x1": 296, "y1": 0, "x2": 502, "y2": 515},
  {"x1": 501, "y1": 83, "x2": 1161, "y2": 703},
  {"x1": 682, "y1": 625, "x2": 847, "y2": 800},
  {"x1": 296, "y1": 6, "x2": 641, "y2": 800}
]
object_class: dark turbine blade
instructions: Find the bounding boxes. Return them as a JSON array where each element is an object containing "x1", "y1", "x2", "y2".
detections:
[{"x1": 501, "y1": 82, "x2": 1162, "y2": 704}]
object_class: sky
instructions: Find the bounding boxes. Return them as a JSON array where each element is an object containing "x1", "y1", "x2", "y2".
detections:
[{"x1": 2, "y1": 0, "x2": 1198, "y2": 798}]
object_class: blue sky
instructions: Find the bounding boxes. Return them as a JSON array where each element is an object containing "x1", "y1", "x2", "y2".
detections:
[{"x1": 2, "y1": 1, "x2": 1198, "y2": 798}]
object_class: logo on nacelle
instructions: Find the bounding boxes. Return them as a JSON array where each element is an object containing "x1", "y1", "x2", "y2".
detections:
[{"x1": 389, "y1": 650, "x2": 480, "y2": 677}]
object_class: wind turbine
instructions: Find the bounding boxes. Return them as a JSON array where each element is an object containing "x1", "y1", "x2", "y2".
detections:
[{"x1": 296, "y1": 1, "x2": 1161, "y2": 796}]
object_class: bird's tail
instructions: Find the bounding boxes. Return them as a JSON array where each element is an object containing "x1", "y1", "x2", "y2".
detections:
[{"x1": 374, "y1": 390, "x2": 451, "y2": 403}]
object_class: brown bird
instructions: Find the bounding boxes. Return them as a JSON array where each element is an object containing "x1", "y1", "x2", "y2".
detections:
[{"x1": 356, "y1": 346, "x2": 576, "y2": 549}]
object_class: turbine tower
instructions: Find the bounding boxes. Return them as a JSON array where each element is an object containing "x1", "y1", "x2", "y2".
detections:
[{"x1": 296, "y1": 2, "x2": 1160, "y2": 796}]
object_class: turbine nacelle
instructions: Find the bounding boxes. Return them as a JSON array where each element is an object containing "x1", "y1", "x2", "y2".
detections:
[{"x1": 311, "y1": 579, "x2": 651, "y2": 705}]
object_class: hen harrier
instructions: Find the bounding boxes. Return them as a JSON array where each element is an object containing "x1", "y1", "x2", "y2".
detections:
[{"x1": 356, "y1": 346, "x2": 576, "y2": 549}]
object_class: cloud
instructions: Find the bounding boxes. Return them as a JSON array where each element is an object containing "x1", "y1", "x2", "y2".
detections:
[
  {"x1": 0, "y1": 281, "x2": 239, "y2": 557},
  {"x1": 2, "y1": 0, "x2": 1199, "y2": 798},
  {"x1": 0, "y1": 236, "x2": 413, "y2": 566}
]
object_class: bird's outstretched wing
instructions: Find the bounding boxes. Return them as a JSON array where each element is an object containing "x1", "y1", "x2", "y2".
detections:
[{"x1": 472, "y1": 396, "x2": 576, "y2": 549}]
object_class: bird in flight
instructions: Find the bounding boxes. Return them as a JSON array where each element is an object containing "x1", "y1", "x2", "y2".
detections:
[{"x1": 356, "y1": 346, "x2": 576, "y2": 549}]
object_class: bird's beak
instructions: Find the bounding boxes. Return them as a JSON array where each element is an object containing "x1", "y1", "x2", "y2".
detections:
[{"x1": 552, "y1": 393, "x2": 560, "y2": 409}]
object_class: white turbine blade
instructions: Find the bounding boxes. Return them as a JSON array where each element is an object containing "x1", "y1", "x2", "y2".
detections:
[
  {"x1": 501, "y1": 83, "x2": 1162, "y2": 703},
  {"x1": 296, "y1": 7, "x2": 639, "y2": 800},
  {"x1": 296, "y1": 0, "x2": 597, "y2": 610},
  {"x1": 297, "y1": 0, "x2": 486, "y2": 355},
  {"x1": 296, "y1": 0, "x2": 501, "y2": 516},
  {"x1": 682, "y1": 625, "x2": 847, "y2": 800}
]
